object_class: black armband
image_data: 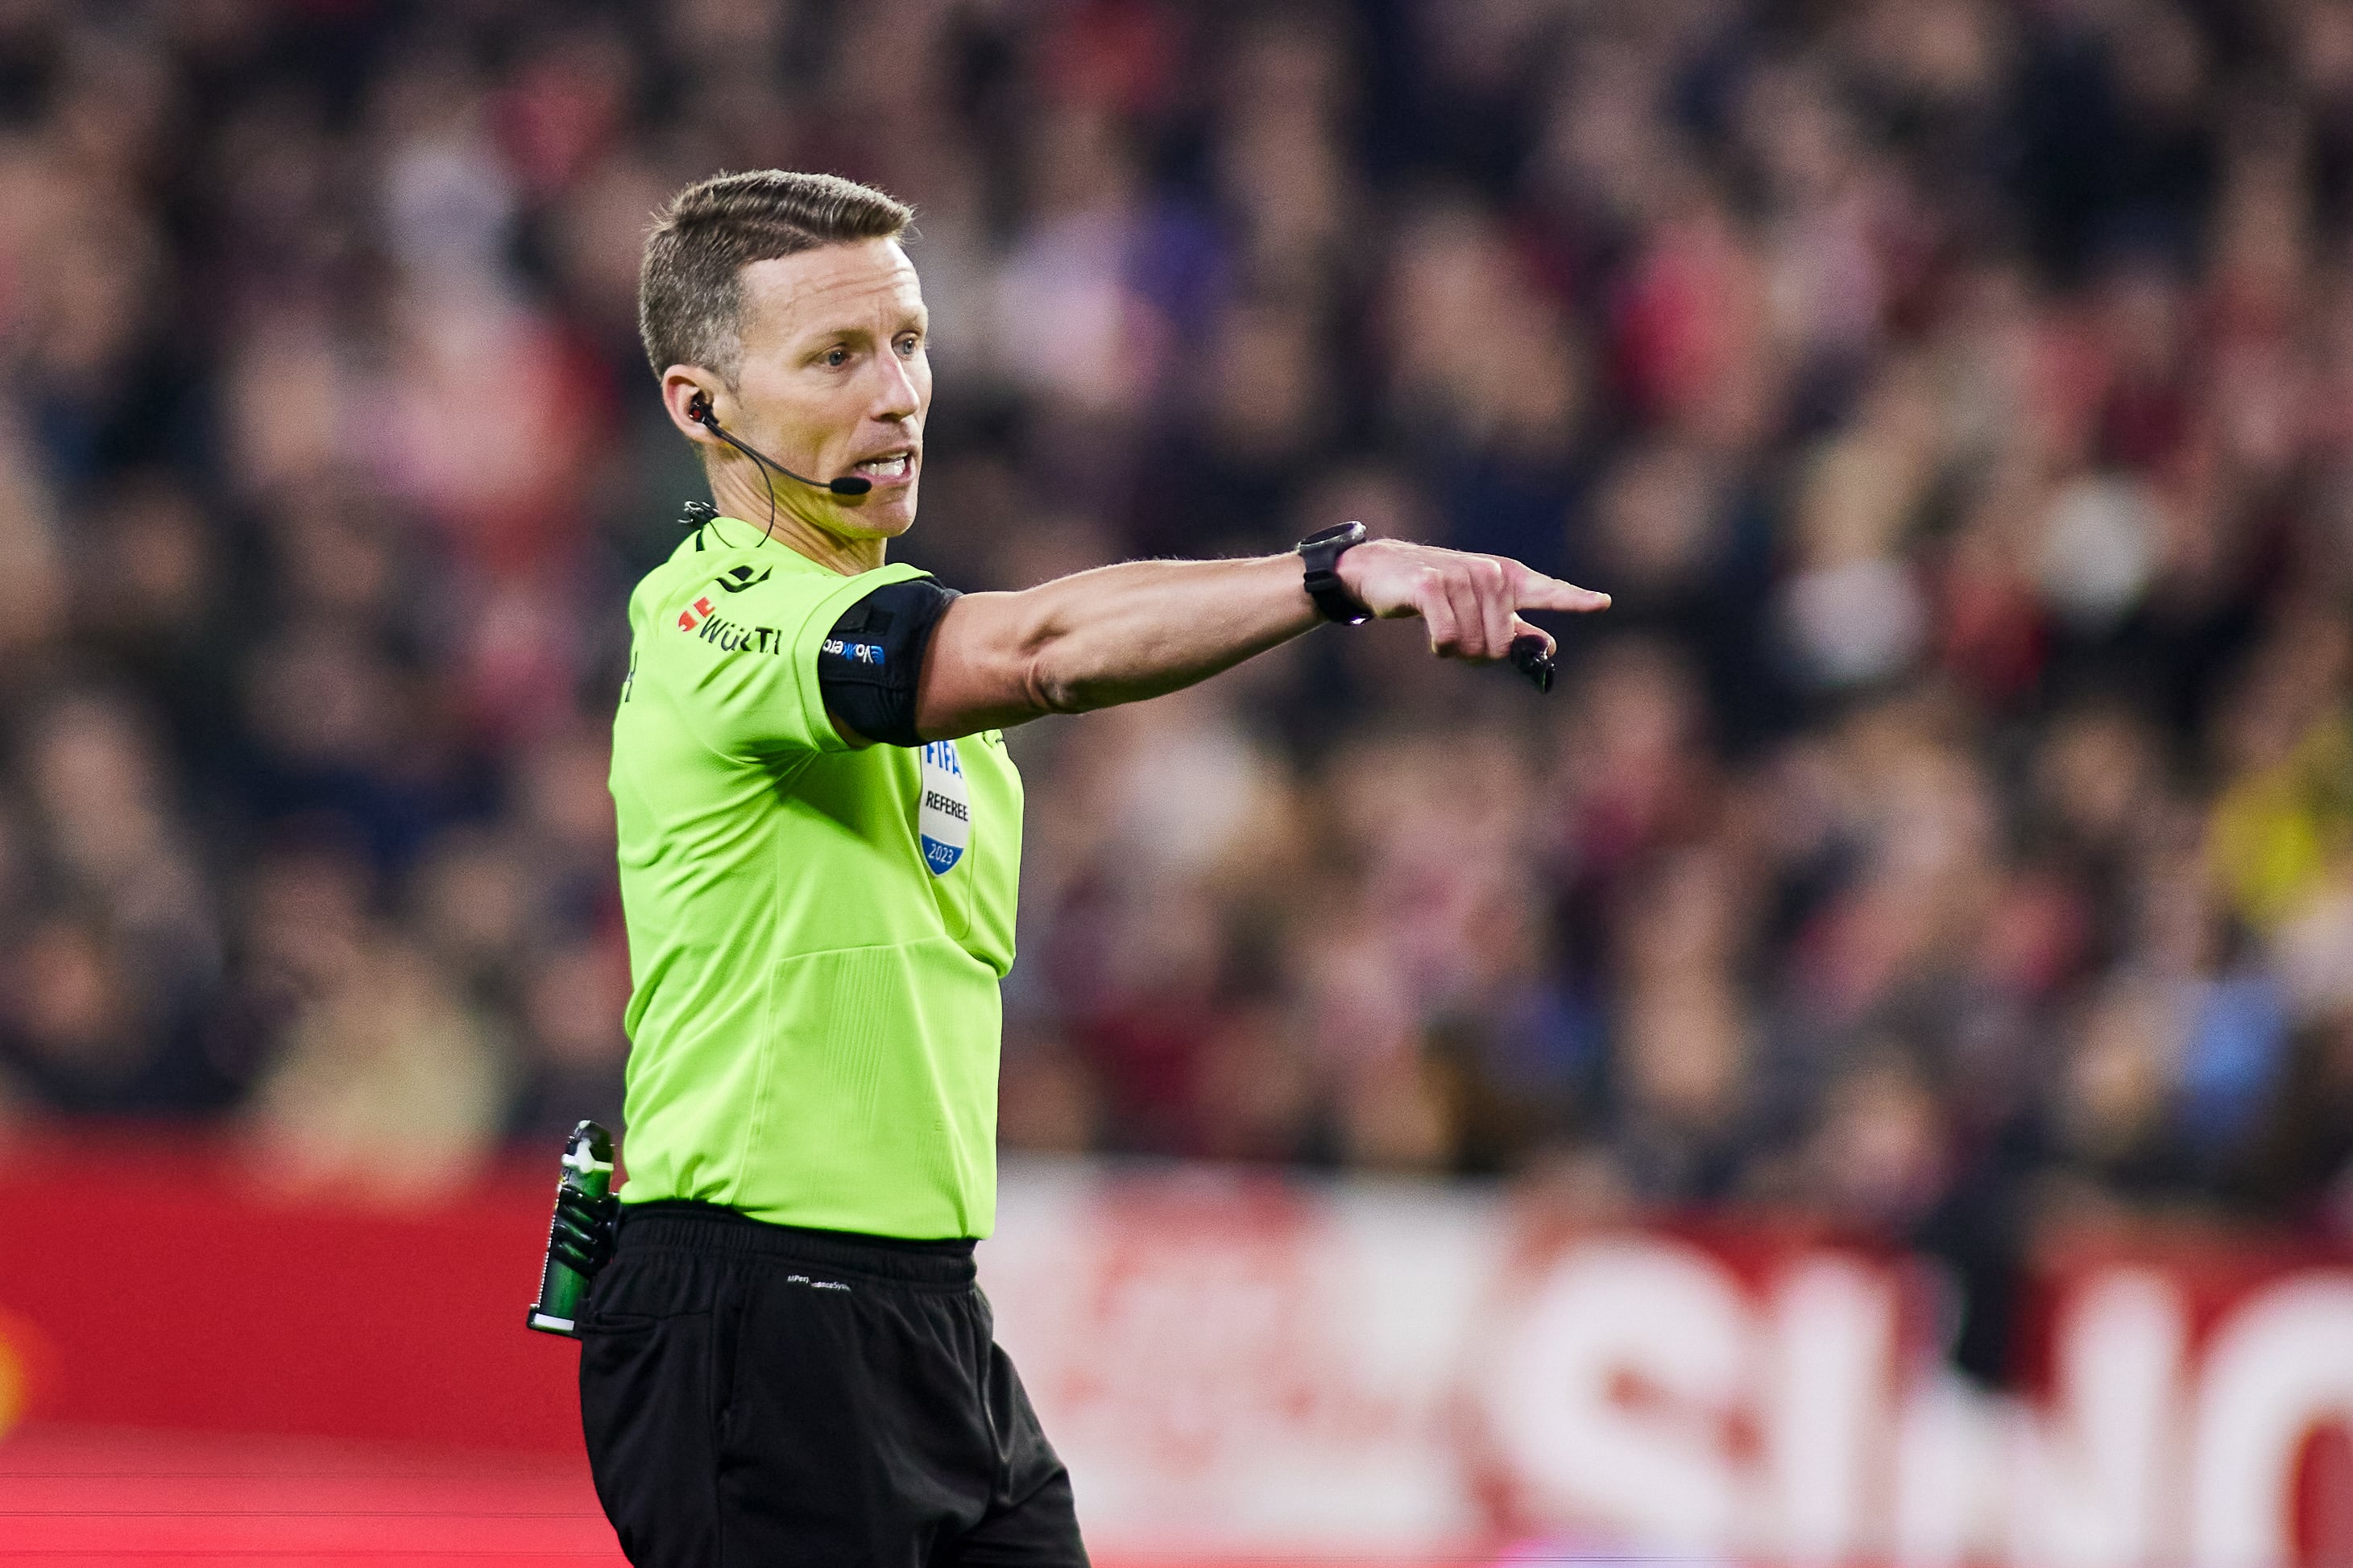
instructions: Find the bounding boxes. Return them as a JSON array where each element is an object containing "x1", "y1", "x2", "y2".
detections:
[{"x1": 817, "y1": 576, "x2": 961, "y2": 747}]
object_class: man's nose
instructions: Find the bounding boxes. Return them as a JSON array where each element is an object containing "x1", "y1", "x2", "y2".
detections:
[{"x1": 868, "y1": 353, "x2": 922, "y2": 422}]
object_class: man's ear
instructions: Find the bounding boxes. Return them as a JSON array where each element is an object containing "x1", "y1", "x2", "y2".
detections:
[{"x1": 661, "y1": 369, "x2": 726, "y2": 445}]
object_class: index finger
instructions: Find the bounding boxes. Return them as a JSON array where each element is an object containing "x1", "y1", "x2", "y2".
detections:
[{"x1": 1514, "y1": 573, "x2": 1612, "y2": 614}]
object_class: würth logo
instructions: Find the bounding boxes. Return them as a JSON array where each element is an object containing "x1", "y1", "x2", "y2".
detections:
[{"x1": 677, "y1": 597, "x2": 785, "y2": 656}]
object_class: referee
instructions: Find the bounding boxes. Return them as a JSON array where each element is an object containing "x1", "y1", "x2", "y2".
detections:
[{"x1": 570, "y1": 169, "x2": 1609, "y2": 1565}]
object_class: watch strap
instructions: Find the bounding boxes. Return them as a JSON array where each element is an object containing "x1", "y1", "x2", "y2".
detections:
[{"x1": 1299, "y1": 523, "x2": 1372, "y2": 625}]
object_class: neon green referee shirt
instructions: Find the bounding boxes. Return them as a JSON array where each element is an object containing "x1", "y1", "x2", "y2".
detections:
[{"x1": 608, "y1": 515, "x2": 1022, "y2": 1239}]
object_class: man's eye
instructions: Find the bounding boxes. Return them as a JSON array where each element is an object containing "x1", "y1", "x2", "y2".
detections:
[
  {"x1": 896, "y1": 335, "x2": 921, "y2": 357},
  {"x1": 824, "y1": 349, "x2": 850, "y2": 367}
]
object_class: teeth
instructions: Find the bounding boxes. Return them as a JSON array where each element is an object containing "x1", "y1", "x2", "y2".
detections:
[{"x1": 856, "y1": 453, "x2": 911, "y2": 477}]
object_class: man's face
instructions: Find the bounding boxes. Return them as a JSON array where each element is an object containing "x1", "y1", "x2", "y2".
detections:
[{"x1": 730, "y1": 238, "x2": 930, "y2": 540}]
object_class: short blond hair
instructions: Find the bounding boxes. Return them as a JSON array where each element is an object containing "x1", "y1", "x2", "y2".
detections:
[{"x1": 638, "y1": 170, "x2": 913, "y2": 385}]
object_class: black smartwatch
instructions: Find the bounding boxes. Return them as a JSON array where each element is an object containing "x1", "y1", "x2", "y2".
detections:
[{"x1": 1298, "y1": 521, "x2": 1372, "y2": 624}]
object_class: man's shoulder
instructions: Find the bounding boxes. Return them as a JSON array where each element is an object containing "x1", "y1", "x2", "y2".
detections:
[
  {"x1": 622, "y1": 524, "x2": 936, "y2": 760},
  {"x1": 632, "y1": 525, "x2": 867, "y2": 644}
]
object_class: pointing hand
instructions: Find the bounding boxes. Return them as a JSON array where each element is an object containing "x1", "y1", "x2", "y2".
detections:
[{"x1": 1332, "y1": 536, "x2": 1611, "y2": 663}]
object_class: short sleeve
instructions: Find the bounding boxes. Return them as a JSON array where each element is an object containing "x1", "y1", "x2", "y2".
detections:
[{"x1": 647, "y1": 556, "x2": 928, "y2": 762}]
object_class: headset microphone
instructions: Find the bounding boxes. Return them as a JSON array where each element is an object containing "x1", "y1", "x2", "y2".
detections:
[{"x1": 686, "y1": 394, "x2": 872, "y2": 544}]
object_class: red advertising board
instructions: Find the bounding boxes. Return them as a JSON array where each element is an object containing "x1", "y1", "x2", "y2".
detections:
[
  {"x1": 2, "y1": 1136, "x2": 2348, "y2": 1564},
  {"x1": 0, "y1": 1129, "x2": 583, "y2": 1453},
  {"x1": 980, "y1": 1162, "x2": 2353, "y2": 1566}
]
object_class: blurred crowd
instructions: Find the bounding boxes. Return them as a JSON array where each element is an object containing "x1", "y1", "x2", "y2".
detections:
[{"x1": 2, "y1": 0, "x2": 2353, "y2": 1376}]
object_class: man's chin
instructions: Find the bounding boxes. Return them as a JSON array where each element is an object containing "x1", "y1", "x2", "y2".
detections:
[{"x1": 842, "y1": 489, "x2": 918, "y2": 538}]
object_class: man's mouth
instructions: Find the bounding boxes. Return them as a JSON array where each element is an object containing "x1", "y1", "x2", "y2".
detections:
[{"x1": 850, "y1": 450, "x2": 915, "y2": 482}]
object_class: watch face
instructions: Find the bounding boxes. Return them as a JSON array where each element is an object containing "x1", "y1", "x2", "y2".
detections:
[{"x1": 1301, "y1": 522, "x2": 1364, "y2": 548}]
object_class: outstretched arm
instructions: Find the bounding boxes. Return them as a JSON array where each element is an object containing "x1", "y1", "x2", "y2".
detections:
[{"x1": 909, "y1": 537, "x2": 1609, "y2": 741}]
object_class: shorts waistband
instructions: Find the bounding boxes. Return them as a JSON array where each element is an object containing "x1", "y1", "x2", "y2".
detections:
[{"x1": 615, "y1": 1199, "x2": 979, "y2": 1287}]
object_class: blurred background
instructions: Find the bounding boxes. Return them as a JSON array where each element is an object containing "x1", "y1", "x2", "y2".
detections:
[{"x1": 1, "y1": 0, "x2": 2351, "y2": 1562}]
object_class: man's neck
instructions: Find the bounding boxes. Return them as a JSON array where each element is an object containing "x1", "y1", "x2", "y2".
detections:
[{"x1": 710, "y1": 471, "x2": 885, "y2": 575}]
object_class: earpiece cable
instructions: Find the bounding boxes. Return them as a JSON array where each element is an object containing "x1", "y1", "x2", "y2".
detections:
[
  {"x1": 709, "y1": 421, "x2": 783, "y2": 547},
  {"x1": 689, "y1": 394, "x2": 781, "y2": 546}
]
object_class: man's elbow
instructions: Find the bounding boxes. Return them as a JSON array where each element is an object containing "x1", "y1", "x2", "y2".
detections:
[
  {"x1": 1021, "y1": 653, "x2": 1096, "y2": 717},
  {"x1": 996, "y1": 608, "x2": 1100, "y2": 716},
  {"x1": 915, "y1": 645, "x2": 1090, "y2": 737}
]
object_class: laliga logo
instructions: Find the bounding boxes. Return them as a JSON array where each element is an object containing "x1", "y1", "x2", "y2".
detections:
[{"x1": 918, "y1": 741, "x2": 969, "y2": 875}]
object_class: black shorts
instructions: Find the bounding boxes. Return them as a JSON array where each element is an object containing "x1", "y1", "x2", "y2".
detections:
[{"x1": 578, "y1": 1200, "x2": 1088, "y2": 1567}]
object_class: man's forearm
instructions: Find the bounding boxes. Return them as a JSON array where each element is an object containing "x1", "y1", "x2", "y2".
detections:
[
  {"x1": 915, "y1": 554, "x2": 1316, "y2": 738},
  {"x1": 909, "y1": 536, "x2": 1609, "y2": 741}
]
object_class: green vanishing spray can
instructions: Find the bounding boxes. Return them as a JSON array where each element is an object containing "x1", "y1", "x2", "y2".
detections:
[{"x1": 526, "y1": 1119, "x2": 613, "y2": 1337}]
